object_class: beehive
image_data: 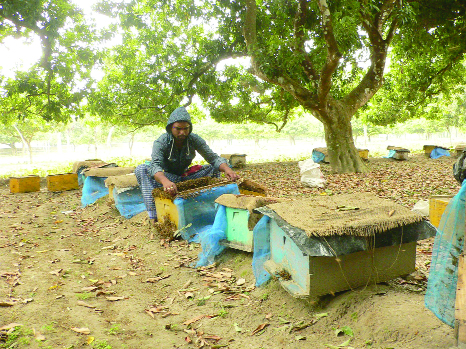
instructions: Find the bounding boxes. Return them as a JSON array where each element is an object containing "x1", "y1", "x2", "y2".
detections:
[
  {"x1": 387, "y1": 146, "x2": 410, "y2": 160},
  {"x1": 256, "y1": 194, "x2": 436, "y2": 298},
  {"x1": 264, "y1": 217, "x2": 418, "y2": 297},
  {"x1": 358, "y1": 149, "x2": 369, "y2": 160},
  {"x1": 238, "y1": 179, "x2": 267, "y2": 197},
  {"x1": 153, "y1": 179, "x2": 240, "y2": 240},
  {"x1": 221, "y1": 154, "x2": 247, "y2": 168},
  {"x1": 424, "y1": 145, "x2": 437, "y2": 157},
  {"x1": 455, "y1": 144, "x2": 466, "y2": 157},
  {"x1": 215, "y1": 194, "x2": 277, "y2": 252},
  {"x1": 46, "y1": 173, "x2": 79, "y2": 192},
  {"x1": 9, "y1": 175, "x2": 41, "y2": 193},
  {"x1": 429, "y1": 195, "x2": 454, "y2": 228}
]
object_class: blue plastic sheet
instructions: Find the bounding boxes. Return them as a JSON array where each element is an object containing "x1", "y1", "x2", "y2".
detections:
[
  {"x1": 425, "y1": 180, "x2": 466, "y2": 327},
  {"x1": 431, "y1": 147, "x2": 450, "y2": 159},
  {"x1": 196, "y1": 205, "x2": 227, "y2": 267},
  {"x1": 312, "y1": 150, "x2": 326, "y2": 163},
  {"x1": 81, "y1": 176, "x2": 108, "y2": 207},
  {"x1": 113, "y1": 187, "x2": 146, "y2": 219},
  {"x1": 175, "y1": 183, "x2": 240, "y2": 241},
  {"x1": 252, "y1": 215, "x2": 271, "y2": 287},
  {"x1": 384, "y1": 149, "x2": 397, "y2": 158}
]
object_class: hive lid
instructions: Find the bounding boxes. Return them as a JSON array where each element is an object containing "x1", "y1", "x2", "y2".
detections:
[
  {"x1": 104, "y1": 173, "x2": 138, "y2": 188},
  {"x1": 72, "y1": 160, "x2": 106, "y2": 173},
  {"x1": 265, "y1": 193, "x2": 424, "y2": 237},
  {"x1": 83, "y1": 167, "x2": 135, "y2": 177},
  {"x1": 255, "y1": 205, "x2": 436, "y2": 257}
]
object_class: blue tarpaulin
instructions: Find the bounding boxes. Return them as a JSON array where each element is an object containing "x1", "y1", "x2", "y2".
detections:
[
  {"x1": 425, "y1": 180, "x2": 466, "y2": 327},
  {"x1": 384, "y1": 149, "x2": 397, "y2": 158},
  {"x1": 175, "y1": 183, "x2": 240, "y2": 242},
  {"x1": 113, "y1": 187, "x2": 145, "y2": 219},
  {"x1": 196, "y1": 205, "x2": 228, "y2": 267},
  {"x1": 312, "y1": 150, "x2": 326, "y2": 163},
  {"x1": 430, "y1": 147, "x2": 450, "y2": 159},
  {"x1": 252, "y1": 216, "x2": 272, "y2": 286},
  {"x1": 81, "y1": 176, "x2": 108, "y2": 207}
]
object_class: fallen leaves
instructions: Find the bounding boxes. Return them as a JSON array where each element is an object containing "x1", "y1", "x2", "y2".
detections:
[
  {"x1": 71, "y1": 327, "x2": 91, "y2": 334},
  {"x1": 251, "y1": 323, "x2": 269, "y2": 335}
]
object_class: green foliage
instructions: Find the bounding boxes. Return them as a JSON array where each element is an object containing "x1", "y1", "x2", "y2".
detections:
[
  {"x1": 0, "y1": 326, "x2": 33, "y2": 348},
  {"x1": 0, "y1": 0, "x2": 102, "y2": 123}
]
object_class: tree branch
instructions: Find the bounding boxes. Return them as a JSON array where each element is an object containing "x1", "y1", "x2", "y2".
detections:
[{"x1": 316, "y1": 0, "x2": 342, "y2": 105}]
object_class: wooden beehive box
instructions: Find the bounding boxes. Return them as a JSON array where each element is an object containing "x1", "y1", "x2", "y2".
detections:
[
  {"x1": 238, "y1": 179, "x2": 267, "y2": 197},
  {"x1": 46, "y1": 173, "x2": 79, "y2": 192},
  {"x1": 256, "y1": 194, "x2": 437, "y2": 298},
  {"x1": 429, "y1": 195, "x2": 454, "y2": 228},
  {"x1": 10, "y1": 175, "x2": 41, "y2": 193},
  {"x1": 221, "y1": 154, "x2": 247, "y2": 168},
  {"x1": 215, "y1": 194, "x2": 279, "y2": 252},
  {"x1": 153, "y1": 178, "x2": 240, "y2": 236},
  {"x1": 312, "y1": 147, "x2": 329, "y2": 163},
  {"x1": 358, "y1": 148, "x2": 369, "y2": 160},
  {"x1": 387, "y1": 146, "x2": 410, "y2": 160},
  {"x1": 455, "y1": 144, "x2": 466, "y2": 157}
]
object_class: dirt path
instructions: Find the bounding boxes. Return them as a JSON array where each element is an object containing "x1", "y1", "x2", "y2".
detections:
[{"x1": 0, "y1": 154, "x2": 460, "y2": 349}]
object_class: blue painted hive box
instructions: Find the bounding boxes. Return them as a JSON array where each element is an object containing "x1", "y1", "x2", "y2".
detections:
[
  {"x1": 214, "y1": 194, "x2": 279, "y2": 252},
  {"x1": 255, "y1": 193, "x2": 437, "y2": 298}
]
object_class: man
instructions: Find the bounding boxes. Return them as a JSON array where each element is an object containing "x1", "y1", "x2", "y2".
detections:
[{"x1": 135, "y1": 106, "x2": 239, "y2": 223}]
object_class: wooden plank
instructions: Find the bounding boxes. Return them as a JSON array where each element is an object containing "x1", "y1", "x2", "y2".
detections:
[{"x1": 455, "y1": 254, "x2": 466, "y2": 348}]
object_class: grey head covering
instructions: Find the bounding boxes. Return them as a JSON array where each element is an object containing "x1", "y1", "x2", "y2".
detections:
[{"x1": 166, "y1": 107, "x2": 193, "y2": 133}]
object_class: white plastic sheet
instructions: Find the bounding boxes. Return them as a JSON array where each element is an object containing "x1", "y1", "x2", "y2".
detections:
[{"x1": 298, "y1": 159, "x2": 326, "y2": 188}]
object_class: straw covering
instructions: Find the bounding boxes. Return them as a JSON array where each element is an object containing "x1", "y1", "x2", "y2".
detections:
[
  {"x1": 83, "y1": 167, "x2": 135, "y2": 177},
  {"x1": 104, "y1": 173, "x2": 138, "y2": 189},
  {"x1": 266, "y1": 193, "x2": 424, "y2": 237}
]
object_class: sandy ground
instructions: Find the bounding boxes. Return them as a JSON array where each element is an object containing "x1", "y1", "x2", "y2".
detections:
[{"x1": 0, "y1": 154, "x2": 461, "y2": 349}]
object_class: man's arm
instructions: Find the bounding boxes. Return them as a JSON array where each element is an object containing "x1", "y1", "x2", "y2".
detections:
[
  {"x1": 219, "y1": 163, "x2": 240, "y2": 181},
  {"x1": 192, "y1": 135, "x2": 239, "y2": 180},
  {"x1": 154, "y1": 171, "x2": 178, "y2": 195}
]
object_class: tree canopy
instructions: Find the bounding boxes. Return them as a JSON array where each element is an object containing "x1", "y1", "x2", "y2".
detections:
[{"x1": 1, "y1": 0, "x2": 466, "y2": 172}]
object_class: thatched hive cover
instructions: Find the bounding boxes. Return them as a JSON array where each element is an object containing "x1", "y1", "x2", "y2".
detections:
[
  {"x1": 313, "y1": 147, "x2": 328, "y2": 155},
  {"x1": 72, "y1": 160, "x2": 106, "y2": 173},
  {"x1": 266, "y1": 193, "x2": 424, "y2": 237},
  {"x1": 104, "y1": 173, "x2": 138, "y2": 188},
  {"x1": 83, "y1": 167, "x2": 135, "y2": 178},
  {"x1": 387, "y1": 146, "x2": 410, "y2": 152}
]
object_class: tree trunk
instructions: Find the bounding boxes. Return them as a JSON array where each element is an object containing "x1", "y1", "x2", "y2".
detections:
[
  {"x1": 25, "y1": 139, "x2": 33, "y2": 164},
  {"x1": 107, "y1": 126, "x2": 115, "y2": 148},
  {"x1": 321, "y1": 110, "x2": 367, "y2": 173},
  {"x1": 128, "y1": 133, "x2": 135, "y2": 156}
]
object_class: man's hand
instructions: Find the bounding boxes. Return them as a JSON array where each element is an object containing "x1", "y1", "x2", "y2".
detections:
[
  {"x1": 219, "y1": 163, "x2": 240, "y2": 181},
  {"x1": 163, "y1": 181, "x2": 178, "y2": 196}
]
